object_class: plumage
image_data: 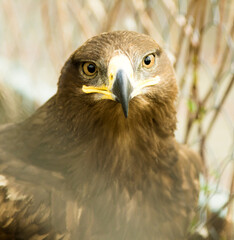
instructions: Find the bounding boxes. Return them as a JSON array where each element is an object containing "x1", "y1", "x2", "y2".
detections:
[{"x1": 0, "y1": 31, "x2": 202, "y2": 240}]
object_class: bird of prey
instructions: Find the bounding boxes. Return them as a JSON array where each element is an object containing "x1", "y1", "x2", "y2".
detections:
[{"x1": 0, "y1": 31, "x2": 201, "y2": 240}]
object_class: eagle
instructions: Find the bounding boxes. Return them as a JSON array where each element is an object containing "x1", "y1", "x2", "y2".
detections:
[{"x1": 0, "y1": 31, "x2": 201, "y2": 240}]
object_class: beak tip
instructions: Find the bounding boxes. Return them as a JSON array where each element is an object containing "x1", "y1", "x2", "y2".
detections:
[
  {"x1": 123, "y1": 108, "x2": 128, "y2": 118},
  {"x1": 119, "y1": 97, "x2": 129, "y2": 118}
]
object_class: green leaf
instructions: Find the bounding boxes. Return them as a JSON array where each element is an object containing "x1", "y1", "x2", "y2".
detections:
[{"x1": 187, "y1": 99, "x2": 197, "y2": 113}]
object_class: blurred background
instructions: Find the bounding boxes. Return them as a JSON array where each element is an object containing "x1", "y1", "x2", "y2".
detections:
[{"x1": 0, "y1": 0, "x2": 233, "y2": 239}]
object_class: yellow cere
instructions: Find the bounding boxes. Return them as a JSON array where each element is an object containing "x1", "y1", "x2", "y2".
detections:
[{"x1": 82, "y1": 85, "x2": 114, "y2": 100}]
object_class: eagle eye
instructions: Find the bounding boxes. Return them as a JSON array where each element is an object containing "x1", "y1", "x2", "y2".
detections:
[
  {"x1": 82, "y1": 62, "x2": 97, "y2": 77},
  {"x1": 142, "y1": 54, "x2": 155, "y2": 68}
]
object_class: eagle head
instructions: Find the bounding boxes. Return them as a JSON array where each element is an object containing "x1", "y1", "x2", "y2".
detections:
[{"x1": 57, "y1": 31, "x2": 178, "y2": 137}]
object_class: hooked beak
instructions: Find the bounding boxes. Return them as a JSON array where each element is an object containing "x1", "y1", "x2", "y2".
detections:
[{"x1": 112, "y1": 69, "x2": 133, "y2": 117}]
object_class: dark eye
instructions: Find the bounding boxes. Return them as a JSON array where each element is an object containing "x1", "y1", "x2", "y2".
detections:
[
  {"x1": 82, "y1": 62, "x2": 97, "y2": 76},
  {"x1": 142, "y1": 54, "x2": 155, "y2": 68}
]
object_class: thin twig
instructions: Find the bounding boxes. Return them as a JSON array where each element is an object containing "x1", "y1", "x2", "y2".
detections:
[
  {"x1": 101, "y1": 0, "x2": 123, "y2": 32},
  {"x1": 213, "y1": 0, "x2": 226, "y2": 63},
  {"x1": 205, "y1": 75, "x2": 234, "y2": 138},
  {"x1": 226, "y1": 168, "x2": 234, "y2": 239},
  {"x1": 131, "y1": 0, "x2": 163, "y2": 44},
  {"x1": 202, "y1": 20, "x2": 234, "y2": 105},
  {"x1": 184, "y1": 0, "x2": 207, "y2": 144},
  {"x1": 174, "y1": 0, "x2": 197, "y2": 69},
  {"x1": 40, "y1": 1, "x2": 63, "y2": 71},
  {"x1": 67, "y1": 0, "x2": 95, "y2": 39},
  {"x1": 206, "y1": 194, "x2": 234, "y2": 227}
]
